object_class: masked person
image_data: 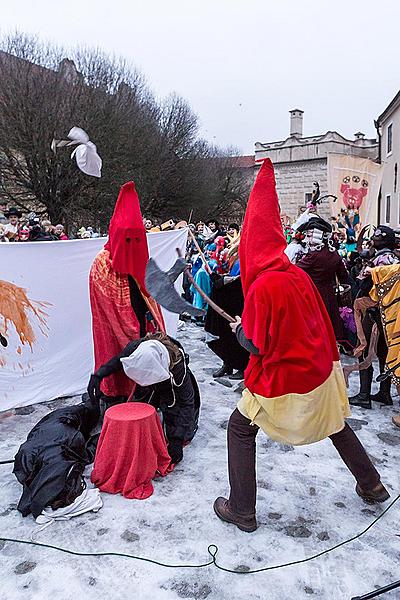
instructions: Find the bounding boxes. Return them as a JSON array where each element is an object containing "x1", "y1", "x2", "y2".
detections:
[
  {"x1": 213, "y1": 160, "x2": 389, "y2": 533},
  {"x1": 295, "y1": 216, "x2": 350, "y2": 341},
  {"x1": 349, "y1": 226, "x2": 399, "y2": 409},
  {"x1": 88, "y1": 333, "x2": 200, "y2": 464},
  {"x1": 89, "y1": 182, "x2": 165, "y2": 409}
]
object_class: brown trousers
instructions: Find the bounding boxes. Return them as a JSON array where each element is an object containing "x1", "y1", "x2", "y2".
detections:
[{"x1": 227, "y1": 408, "x2": 381, "y2": 516}]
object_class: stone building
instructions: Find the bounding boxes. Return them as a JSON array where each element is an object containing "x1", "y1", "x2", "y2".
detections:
[
  {"x1": 376, "y1": 90, "x2": 400, "y2": 228},
  {"x1": 254, "y1": 110, "x2": 378, "y2": 218}
]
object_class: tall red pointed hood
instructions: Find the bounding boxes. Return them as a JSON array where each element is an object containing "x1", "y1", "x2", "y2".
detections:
[
  {"x1": 240, "y1": 159, "x2": 289, "y2": 295},
  {"x1": 105, "y1": 181, "x2": 149, "y2": 295}
]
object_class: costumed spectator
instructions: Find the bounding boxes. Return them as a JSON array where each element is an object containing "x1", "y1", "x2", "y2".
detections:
[
  {"x1": 54, "y1": 224, "x2": 69, "y2": 240},
  {"x1": 87, "y1": 226, "x2": 99, "y2": 238},
  {"x1": 89, "y1": 181, "x2": 165, "y2": 411},
  {"x1": 350, "y1": 227, "x2": 399, "y2": 409},
  {"x1": 205, "y1": 273, "x2": 249, "y2": 380},
  {"x1": 213, "y1": 160, "x2": 389, "y2": 533},
  {"x1": 77, "y1": 227, "x2": 92, "y2": 239},
  {"x1": 13, "y1": 394, "x2": 100, "y2": 519},
  {"x1": 144, "y1": 218, "x2": 154, "y2": 232},
  {"x1": 41, "y1": 219, "x2": 55, "y2": 236},
  {"x1": 285, "y1": 208, "x2": 314, "y2": 263},
  {"x1": 0, "y1": 224, "x2": 10, "y2": 242},
  {"x1": 211, "y1": 236, "x2": 229, "y2": 274},
  {"x1": 195, "y1": 222, "x2": 205, "y2": 235},
  {"x1": 0, "y1": 202, "x2": 8, "y2": 224},
  {"x1": 29, "y1": 215, "x2": 57, "y2": 241},
  {"x1": 226, "y1": 223, "x2": 240, "y2": 246},
  {"x1": 191, "y1": 257, "x2": 211, "y2": 320},
  {"x1": 206, "y1": 219, "x2": 224, "y2": 238},
  {"x1": 88, "y1": 333, "x2": 200, "y2": 464},
  {"x1": 3, "y1": 207, "x2": 22, "y2": 241},
  {"x1": 17, "y1": 225, "x2": 30, "y2": 242},
  {"x1": 295, "y1": 216, "x2": 350, "y2": 342}
]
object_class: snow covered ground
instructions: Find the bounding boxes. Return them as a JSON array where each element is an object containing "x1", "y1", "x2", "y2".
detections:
[{"x1": 0, "y1": 323, "x2": 399, "y2": 600}]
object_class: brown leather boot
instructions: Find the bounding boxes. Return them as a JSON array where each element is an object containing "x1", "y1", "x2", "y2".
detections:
[
  {"x1": 392, "y1": 415, "x2": 400, "y2": 428},
  {"x1": 213, "y1": 497, "x2": 257, "y2": 532},
  {"x1": 356, "y1": 483, "x2": 390, "y2": 504}
]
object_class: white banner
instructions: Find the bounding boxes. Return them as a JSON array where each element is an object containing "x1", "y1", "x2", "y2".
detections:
[
  {"x1": 0, "y1": 229, "x2": 187, "y2": 410},
  {"x1": 327, "y1": 153, "x2": 384, "y2": 227}
]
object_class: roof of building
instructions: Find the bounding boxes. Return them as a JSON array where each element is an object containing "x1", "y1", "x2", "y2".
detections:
[
  {"x1": 255, "y1": 130, "x2": 377, "y2": 152},
  {"x1": 377, "y1": 89, "x2": 400, "y2": 124}
]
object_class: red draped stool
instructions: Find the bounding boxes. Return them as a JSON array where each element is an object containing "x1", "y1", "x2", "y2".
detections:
[{"x1": 91, "y1": 403, "x2": 172, "y2": 500}]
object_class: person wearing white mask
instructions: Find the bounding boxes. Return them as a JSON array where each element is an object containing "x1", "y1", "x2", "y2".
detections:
[{"x1": 87, "y1": 333, "x2": 200, "y2": 464}]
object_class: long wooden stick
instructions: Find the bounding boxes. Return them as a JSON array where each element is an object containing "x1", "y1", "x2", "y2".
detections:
[
  {"x1": 187, "y1": 228, "x2": 212, "y2": 274},
  {"x1": 186, "y1": 269, "x2": 236, "y2": 323},
  {"x1": 176, "y1": 247, "x2": 235, "y2": 323}
]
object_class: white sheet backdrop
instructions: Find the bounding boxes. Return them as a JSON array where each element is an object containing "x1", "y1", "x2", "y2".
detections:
[{"x1": 0, "y1": 228, "x2": 187, "y2": 410}]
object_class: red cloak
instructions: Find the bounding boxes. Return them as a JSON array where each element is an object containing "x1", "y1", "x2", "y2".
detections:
[
  {"x1": 239, "y1": 159, "x2": 339, "y2": 399},
  {"x1": 90, "y1": 182, "x2": 165, "y2": 397}
]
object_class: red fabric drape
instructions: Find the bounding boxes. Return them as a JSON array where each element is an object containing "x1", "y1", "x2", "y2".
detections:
[{"x1": 91, "y1": 403, "x2": 173, "y2": 499}]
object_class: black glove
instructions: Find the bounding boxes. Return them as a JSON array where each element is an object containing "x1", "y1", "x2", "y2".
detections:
[
  {"x1": 87, "y1": 374, "x2": 102, "y2": 403},
  {"x1": 168, "y1": 439, "x2": 183, "y2": 464}
]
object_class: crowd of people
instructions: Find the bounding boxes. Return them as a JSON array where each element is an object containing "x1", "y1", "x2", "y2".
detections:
[
  {"x1": 177, "y1": 203, "x2": 399, "y2": 402},
  {"x1": 0, "y1": 202, "x2": 100, "y2": 242}
]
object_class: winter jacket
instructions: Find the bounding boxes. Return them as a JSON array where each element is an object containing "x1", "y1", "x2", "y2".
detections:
[{"x1": 13, "y1": 397, "x2": 99, "y2": 518}]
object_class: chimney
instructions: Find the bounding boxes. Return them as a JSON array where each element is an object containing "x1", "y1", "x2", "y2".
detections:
[
  {"x1": 289, "y1": 109, "x2": 304, "y2": 137},
  {"x1": 354, "y1": 131, "x2": 365, "y2": 140}
]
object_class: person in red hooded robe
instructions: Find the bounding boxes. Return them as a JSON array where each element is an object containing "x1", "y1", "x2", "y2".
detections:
[
  {"x1": 213, "y1": 160, "x2": 390, "y2": 533},
  {"x1": 89, "y1": 182, "x2": 165, "y2": 407}
]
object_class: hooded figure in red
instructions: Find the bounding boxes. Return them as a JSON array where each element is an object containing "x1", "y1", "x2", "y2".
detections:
[
  {"x1": 89, "y1": 182, "x2": 164, "y2": 399},
  {"x1": 239, "y1": 159, "x2": 341, "y2": 407},
  {"x1": 213, "y1": 160, "x2": 389, "y2": 533}
]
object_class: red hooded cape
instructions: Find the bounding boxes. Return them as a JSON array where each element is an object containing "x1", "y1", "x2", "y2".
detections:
[
  {"x1": 239, "y1": 159, "x2": 339, "y2": 398},
  {"x1": 90, "y1": 182, "x2": 164, "y2": 397},
  {"x1": 104, "y1": 181, "x2": 150, "y2": 296}
]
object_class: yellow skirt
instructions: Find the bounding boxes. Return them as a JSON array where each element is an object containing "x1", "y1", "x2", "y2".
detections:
[{"x1": 237, "y1": 362, "x2": 350, "y2": 446}]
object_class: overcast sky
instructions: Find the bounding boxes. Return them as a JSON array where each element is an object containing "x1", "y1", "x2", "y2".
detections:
[{"x1": 1, "y1": 0, "x2": 399, "y2": 154}]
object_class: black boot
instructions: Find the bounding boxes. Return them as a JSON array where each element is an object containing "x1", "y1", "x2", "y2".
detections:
[
  {"x1": 213, "y1": 363, "x2": 233, "y2": 378},
  {"x1": 229, "y1": 370, "x2": 245, "y2": 381},
  {"x1": 371, "y1": 378, "x2": 393, "y2": 406},
  {"x1": 349, "y1": 368, "x2": 373, "y2": 409}
]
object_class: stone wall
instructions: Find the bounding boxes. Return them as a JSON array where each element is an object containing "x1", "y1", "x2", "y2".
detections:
[{"x1": 256, "y1": 158, "x2": 331, "y2": 219}]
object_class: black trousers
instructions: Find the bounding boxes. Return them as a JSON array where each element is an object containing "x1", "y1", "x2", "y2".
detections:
[{"x1": 227, "y1": 408, "x2": 381, "y2": 516}]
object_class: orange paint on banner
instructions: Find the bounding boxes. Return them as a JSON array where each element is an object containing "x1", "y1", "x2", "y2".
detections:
[{"x1": 0, "y1": 279, "x2": 50, "y2": 351}]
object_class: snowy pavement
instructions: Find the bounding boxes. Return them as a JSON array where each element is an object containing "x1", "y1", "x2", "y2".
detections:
[{"x1": 1, "y1": 323, "x2": 399, "y2": 600}]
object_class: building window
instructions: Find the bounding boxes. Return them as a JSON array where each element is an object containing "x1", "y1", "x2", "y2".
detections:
[
  {"x1": 305, "y1": 192, "x2": 313, "y2": 205},
  {"x1": 395, "y1": 163, "x2": 398, "y2": 193},
  {"x1": 385, "y1": 194, "x2": 391, "y2": 223},
  {"x1": 387, "y1": 123, "x2": 393, "y2": 155}
]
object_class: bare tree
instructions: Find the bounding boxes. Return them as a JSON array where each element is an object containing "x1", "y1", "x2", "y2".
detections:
[{"x1": 0, "y1": 32, "x2": 251, "y2": 230}]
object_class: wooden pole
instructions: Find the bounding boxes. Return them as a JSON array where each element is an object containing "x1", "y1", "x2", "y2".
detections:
[{"x1": 187, "y1": 228, "x2": 212, "y2": 274}]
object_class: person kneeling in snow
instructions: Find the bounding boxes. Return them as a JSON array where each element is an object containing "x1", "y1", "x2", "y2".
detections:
[
  {"x1": 13, "y1": 394, "x2": 100, "y2": 520},
  {"x1": 87, "y1": 333, "x2": 200, "y2": 464}
]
